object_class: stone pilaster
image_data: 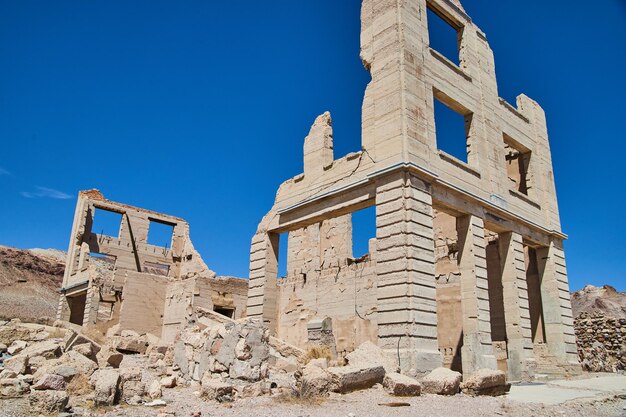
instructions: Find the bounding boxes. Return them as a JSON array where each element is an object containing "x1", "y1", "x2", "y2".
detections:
[
  {"x1": 246, "y1": 231, "x2": 279, "y2": 335},
  {"x1": 536, "y1": 239, "x2": 579, "y2": 365},
  {"x1": 498, "y1": 232, "x2": 535, "y2": 380},
  {"x1": 457, "y1": 215, "x2": 496, "y2": 373},
  {"x1": 375, "y1": 171, "x2": 442, "y2": 375}
]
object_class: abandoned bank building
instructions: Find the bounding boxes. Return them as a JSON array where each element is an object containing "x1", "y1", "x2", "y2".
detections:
[{"x1": 57, "y1": 0, "x2": 580, "y2": 381}]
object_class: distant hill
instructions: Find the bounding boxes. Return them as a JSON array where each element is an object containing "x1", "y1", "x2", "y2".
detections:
[
  {"x1": 571, "y1": 285, "x2": 626, "y2": 318},
  {"x1": 0, "y1": 245, "x2": 65, "y2": 323}
]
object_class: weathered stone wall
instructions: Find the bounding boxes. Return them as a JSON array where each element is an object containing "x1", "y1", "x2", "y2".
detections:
[
  {"x1": 575, "y1": 312, "x2": 626, "y2": 372},
  {"x1": 58, "y1": 189, "x2": 250, "y2": 344},
  {"x1": 248, "y1": 0, "x2": 579, "y2": 377},
  {"x1": 275, "y1": 214, "x2": 378, "y2": 355}
]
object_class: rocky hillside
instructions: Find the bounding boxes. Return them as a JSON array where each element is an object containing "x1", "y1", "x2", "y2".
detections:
[
  {"x1": 571, "y1": 285, "x2": 626, "y2": 318},
  {"x1": 0, "y1": 246, "x2": 65, "y2": 323}
]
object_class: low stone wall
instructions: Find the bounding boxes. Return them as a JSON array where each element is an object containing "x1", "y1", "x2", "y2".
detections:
[{"x1": 575, "y1": 312, "x2": 626, "y2": 372}]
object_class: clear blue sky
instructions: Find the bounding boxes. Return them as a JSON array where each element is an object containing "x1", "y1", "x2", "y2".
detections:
[{"x1": 1, "y1": 1, "x2": 624, "y2": 291}]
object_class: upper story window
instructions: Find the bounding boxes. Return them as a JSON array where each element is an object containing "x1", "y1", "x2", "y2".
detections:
[
  {"x1": 427, "y1": 2, "x2": 464, "y2": 66},
  {"x1": 504, "y1": 134, "x2": 532, "y2": 196},
  {"x1": 147, "y1": 219, "x2": 175, "y2": 248},
  {"x1": 91, "y1": 208, "x2": 123, "y2": 238},
  {"x1": 433, "y1": 89, "x2": 473, "y2": 164}
]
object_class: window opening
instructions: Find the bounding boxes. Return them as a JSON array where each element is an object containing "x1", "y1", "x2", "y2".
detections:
[
  {"x1": 434, "y1": 91, "x2": 473, "y2": 163},
  {"x1": 427, "y1": 4, "x2": 463, "y2": 65},
  {"x1": 91, "y1": 208, "x2": 123, "y2": 238},
  {"x1": 147, "y1": 220, "x2": 174, "y2": 248}
]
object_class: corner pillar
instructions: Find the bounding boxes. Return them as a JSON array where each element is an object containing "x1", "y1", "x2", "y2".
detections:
[
  {"x1": 375, "y1": 171, "x2": 442, "y2": 375},
  {"x1": 536, "y1": 239, "x2": 578, "y2": 366},
  {"x1": 246, "y1": 231, "x2": 279, "y2": 335}
]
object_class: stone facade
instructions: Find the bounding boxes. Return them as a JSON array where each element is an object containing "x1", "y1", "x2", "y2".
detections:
[
  {"x1": 248, "y1": 0, "x2": 579, "y2": 379},
  {"x1": 57, "y1": 190, "x2": 248, "y2": 343}
]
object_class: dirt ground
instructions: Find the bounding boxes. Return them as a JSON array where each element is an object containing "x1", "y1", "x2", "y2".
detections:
[{"x1": 2, "y1": 384, "x2": 625, "y2": 417}]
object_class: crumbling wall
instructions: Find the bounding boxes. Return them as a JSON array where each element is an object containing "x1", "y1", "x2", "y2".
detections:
[
  {"x1": 575, "y1": 312, "x2": 626, "y2": 372},
  {"x1": 433, "y1": 210, "x2": 463, "y2": 371},
  {"x1": 209, "y1": 276, "x2": 249, "y2": 320},
  {"x1": 276, "y1": 215, "x2": 378, "y2": 356},
  {"x1": 59, "y1": 190, "x2": 250, "y2": 343},
  {"x1": 118, "y1": 272, "x2": 167, "y2": 337},
  {"x1": 248, "y1": 0, "x2": 578, "y2": 377}
]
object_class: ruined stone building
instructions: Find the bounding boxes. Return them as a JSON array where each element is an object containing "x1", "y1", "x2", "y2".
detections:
[
  {"x1": 247, "y1": 0, "x2": 580, "y2": 379},
  {"x1": 57, "y1": 190, "x2": 248, "y2": 343}
]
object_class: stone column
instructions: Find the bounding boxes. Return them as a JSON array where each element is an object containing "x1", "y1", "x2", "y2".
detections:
[
  {"x1": 536, "y1": 239, "x2": 578, "y2": 365},
  {"x1": 246, "y1": 231, "x2": 279, "y2": 335},
  {"x1": 498, "y1": 232, "x2": 535, "y2": 380},
  {"x1": 375, "y1": 171, "x2": 442, "y2": 375},
  {"x1": 457, "y1": 215, "x2": 496, "y2": 374}
]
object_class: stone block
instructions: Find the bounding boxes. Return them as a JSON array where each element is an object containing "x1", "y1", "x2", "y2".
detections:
[
  {"x1": 460, "y1": 368, "x2": 510, "y2": 396},
  {"x1": 421, "y1": 367, "x2": 462, "y2": 395},
  {"x1": 327, "y1": 365, "x2": 385, "y2": 394},
  {"x1": 383, "y1": 372, "x2": 421, "y2": 396},
  {"x1": 4, "y1": 354, "x2": 28, "y2": 375},
  {"x1": 7, "y1": 340, "x2": 27, "y2": 355},
  {"x1": 96, "y1": 347, "x2": 123, "y2": 368},
  {"x1": 229, "y1": 359, "x2": 260, "y2": 381},
  {"x1": 160, "y1": 375, "x2": 177, "y2": 388},
  {"x1": 32, "y1": 373, "x2": 66, "y2": 391},
  {"x1": 90, "y1": 369, "x2": 120, "y2": 406},
  {"x1": 0, "y1": 378, "x2": 30, "y2": 398},
  {"x1": 201, "y1": 376, "x2": 233, "y2": 401},
  {"x1": 29, "y1": 390, "x2": 69, "y2": 413},
  {"x1": 301, "y1": 364, "x2": 331, "y2": 395},
  {"x1": 147, "y1": 380, "x2": 162, "y2": 399},
  {"x1": 345, "y1": 341, "x2": 397, "y2": 373}
]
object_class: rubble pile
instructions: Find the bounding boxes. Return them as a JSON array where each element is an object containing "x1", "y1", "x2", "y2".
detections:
[
  {"x1": 0, "y1": 315, "x2": 514, "y2": 415},
  {"x1": 575, "y1": 312, "x2": 626, "y2": 372}
]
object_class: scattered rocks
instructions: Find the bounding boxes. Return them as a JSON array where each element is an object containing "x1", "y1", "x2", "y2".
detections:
[
  {"x1": 328, "y1": 365, "x2": 385, "y2": 394},
  {"x1": 0, "y1": 370, "x2": 17, "y2": 379},
  {"x1": 175, "y1": 319, "x2": 277, "y2": 384},
  {"x1": 160, "y1": 375, "x2": 177, "y2": 388},
  {"x1": 29, "y1": 389, "x2": 69, "y2": 414},
  {"x1": 301, "y1": 363, "x2": 332, "y2": 395},
  {"x1": 200, "y1": 376, "x2": 233, "y2": 401},
  {"x1": 383, "y1": 372, "x2": 421, "y2": 396},
  {"x1": 0, "y1": 378, "x2": 30, "y2": 398},
  {"x1": 32, "y1": 373, "x2": 67, "y2": 391},
  {"x1": 345, "y1": 341, "x2": 397, "y2": 374},
  {"x1": 96, "y1": 346, "x2": 124, "y2": 368},
  {"x1": 461, "y1": 369, "x2": 510, "y2": 396},
  {"x1": 4, "y1": 354, "x2": 29, "y2": 374},
  {"x1": 120, "y1": 367, "x2": 145, "y2": 404},
  {"x1": 90, "y1": 369, "x2": 120, "y2": 406},
  {"x1": 7, "y1": 340, "x2": 27, "y2": 355},
  {"x1": 148, "y1": 380, "x2": 163, "y2": 399},
  {"x1": 421, "y1": 367, "x2": 462, "y2": 395}
]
